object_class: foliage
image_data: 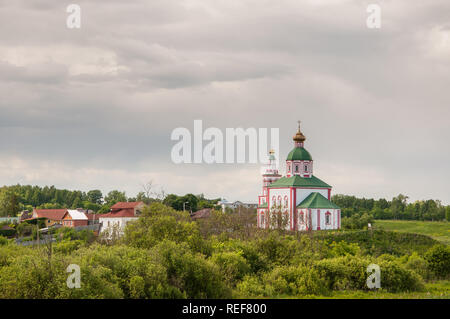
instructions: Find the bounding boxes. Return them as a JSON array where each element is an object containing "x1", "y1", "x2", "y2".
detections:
[
  {"x1": 317, "y1": 230, "x2": 439, "y2": 256},
  {"x1": 0, "y1": 188, "x2": 21, "y2": 217},
  {"x1": 425, "y1": 245, "x2": 450, "y2": 279},
  {"x1": 341, "y1": 213, "x2": 373, "y2": 230},
  {"x1": 0, "y1": 200, "x2": 447, "y2": 299},
  {"x1": 210, "y1": 251, "x2": 251, "y2": 284},
  {"x1": 124, "y1": 203, "x2": 210, "y2": 254},
  {"x1": 333, "y1": 194, "x2": 448, "y2": 221},
  {"x1": 375, "y1": 219, "x2": 450, "y2": 245},
  {"x1": 0, "y1": 236, "x2": 8, "y2": 246}
]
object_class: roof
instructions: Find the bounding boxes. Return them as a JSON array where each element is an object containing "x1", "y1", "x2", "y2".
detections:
[
  {"x1": 99, "y1": 209, "x2": 137, "y2": 218},
  {"x1": 258, "y1": 202, "x2": 268, "y2": 208},
  {"x1": 110, "y1": 202, "x2": 143, "y2": 209},
  {"x1": 286, "y1": 147, "x2": 312, "y2": 161},
  {"x1": 67, "y1": 210, "x2": 88, "y2": 220},
  {"x1": 85, "y1": 213, "x2": 99, "y2": 220},
  {"x1": 191, "y1": 208, "x2": 211, "y2": 220},
  {"x1": 34, "y1": 209, "x2": 67, "y2": 220},
  {"x1": 297, "y1": 192, "x2": 340, "y2": 209},
  {"x1": 268, "y1": 175, "x2": 331, "y2": 188},
  {"x1": 20, "y1": 211, "x2": 33, "y2": 221}
]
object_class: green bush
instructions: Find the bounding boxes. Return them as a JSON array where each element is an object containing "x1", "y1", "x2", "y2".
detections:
[
  {"x1": 327, "y1": 241, "x2": 361, "y2": 258},
  {"x1": 155, "y1": 240, "x2": 231, "y2": 298},
  {"x1": 403, "y1": 252, "x2": 431, "y2": 280},
  {"x1": 55, "y1": 228, "x2": 95, "y2": 244},
  {"x1": 425, "y1": 245, "x2": 450, "y2": 278},
  {"x1": 0, "y1": 236, "x2": 8, "y2": 246},
  {"x1": 263, "y1": 265, "x2": 329, "y2": 297},
  {"x1": 234, "y1": 275, "x2": 266, "y2": 298},
  {"x1": 54, "y1": 240, "x2": 83, "y2": 254},
  {"x1": 210, "y1": 251, "x2": 251, "y2": 284},
  {"x1": 376, "y1": 259, "x2": 424, "y2": 292},
  {"x1": 314, "y1": 256, "x2": 368, "y2": 291},
  {"x1": 314, "y1": 255, "x2": 424, "y2": 292},
  {"x1": 0, "y1": 228, "x2": 16, "y2": 238},
  {"x1": 124, "y1": 203, "x2": 211, "y2": 255}
]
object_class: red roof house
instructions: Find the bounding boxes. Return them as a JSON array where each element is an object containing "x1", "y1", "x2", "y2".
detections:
[
  {"x1": 99, "y1": 201, "x2": 145, "y2": 218},
  {"x1": 98, "y1": 202, "x2": 145, "y2": 236},
  {"x1": 31, "y1": 209, "x2": 67, "y2": 226}
]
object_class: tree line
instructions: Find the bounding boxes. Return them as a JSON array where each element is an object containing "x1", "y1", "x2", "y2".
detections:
[
  {"x1": 332, "y1": 194, "x2": 450, "y2": 222},
  {"x1": 0, "y1": 184, "x2": 221, "y2": 217}
]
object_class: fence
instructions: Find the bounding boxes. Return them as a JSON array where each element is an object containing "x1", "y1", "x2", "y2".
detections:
[
  {"x1": 15, "y1": 236, "x2": 56, "y2": 247},
  {"x1": 0, "y1": 217, "x2": 19, "y2": 224},
  {"x1": 74, "y1": 224, "x2": 101, "y2": 232}
]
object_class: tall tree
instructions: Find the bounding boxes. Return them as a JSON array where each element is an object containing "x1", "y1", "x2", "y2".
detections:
[
  {"x1": 104, "y1": 190, "x2": 127, "y2": 206},
  {"x1": 87, "y1": 190, "x2": 103, "y2": 204}
]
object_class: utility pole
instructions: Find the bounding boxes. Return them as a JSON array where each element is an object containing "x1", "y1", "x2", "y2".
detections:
[{"x1": 37, "y1": 222, "x2": 40, "y2": 248}]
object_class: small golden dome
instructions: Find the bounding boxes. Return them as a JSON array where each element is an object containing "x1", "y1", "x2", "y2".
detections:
[{"x1": 293, "y1": 120, "x2": 306, "y2": 142}]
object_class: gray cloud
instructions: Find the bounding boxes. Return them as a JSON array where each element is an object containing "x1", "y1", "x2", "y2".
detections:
[{"x1": 0, "y1": 0, "x2": 449, "y2": 203}]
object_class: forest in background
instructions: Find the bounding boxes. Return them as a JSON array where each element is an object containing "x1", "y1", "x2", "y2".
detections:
[
  {"x1": 0, "y1": 184, "x2": 220, "y2": 216},
  {"x1": 0, "y1": 184, "x2": 449, "y2": 222}
]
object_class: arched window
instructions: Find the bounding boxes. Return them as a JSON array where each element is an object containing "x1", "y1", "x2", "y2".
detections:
[
  {"x1": 304, "y1": 165, "x2": 308, "y2": 172},
  {"x1": 325, "y1": 212, "x2": 331, "y2": 225},
  {"x1": 295, "y1": 165, "x2": 299, "y2": 172},
  {"x1": 272, "y1": 196, "x2": 276, "y2": 206},
  {"x1": 277, "y1": 196, "x2": 282, "y2": 206},
  {"x1": 299, "y1": 211, "x2": 305, "y2": 223},
  {"x1": 284, "y1": 196, "x2": 288, "y2": 208}
]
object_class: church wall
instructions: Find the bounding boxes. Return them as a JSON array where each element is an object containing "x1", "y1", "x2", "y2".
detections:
[
  {"x1": 295, "y1": 188, "x2": 329, "y2": 205},
  {"x1": 268, "y1": 188, "x2": 290, "y2": 210},
  {"x1": 295, "y1": 208, "x2": 341, "y2": 231},
  {"x1": 312, "y1": 208, "x2": 340, "y2": 230},
  {"x1": 268, "y1": 188, "x2": 291, "y2": 230}
]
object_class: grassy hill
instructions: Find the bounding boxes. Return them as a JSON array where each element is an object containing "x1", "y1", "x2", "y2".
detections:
[{"x1": 375, "y1": 220, "x2": 450, "y2": 245}]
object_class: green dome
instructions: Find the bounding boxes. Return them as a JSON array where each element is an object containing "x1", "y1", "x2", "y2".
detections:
[{"x1": 286, "y1": 147, "x2": 312, "y2": 161}]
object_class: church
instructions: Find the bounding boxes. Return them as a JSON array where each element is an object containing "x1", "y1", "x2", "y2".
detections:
[{"x1": 257, "y1": 122, "x2": 341, "y2": 231}]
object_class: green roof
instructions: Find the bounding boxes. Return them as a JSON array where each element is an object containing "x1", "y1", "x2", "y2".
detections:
[
  {"x1": 297, "y1": 192, "x2": 340, "y2": 209},
  {"x1": 258, "y1": 202, "x2": 268, "y2": 208},
  {"x1": 286, "y1": 147, "x2": 312, "y2": 161},
  {"x1": 268, "y1": 175, "x2": 331, "y2": 188}
]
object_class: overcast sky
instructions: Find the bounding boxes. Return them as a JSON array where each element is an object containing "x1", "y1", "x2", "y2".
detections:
[{"x1": 0, "y1": 0, "x2": 449, "y2": 204}]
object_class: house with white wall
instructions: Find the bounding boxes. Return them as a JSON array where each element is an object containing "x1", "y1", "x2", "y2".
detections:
[{"x1": 98, "y1": 201, "x2": 144, "y2": 237}]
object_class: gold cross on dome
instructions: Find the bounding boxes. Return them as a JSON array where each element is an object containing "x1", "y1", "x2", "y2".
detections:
[{"x1": 297, "y1": 120, "x2": 301, "y2": 131}]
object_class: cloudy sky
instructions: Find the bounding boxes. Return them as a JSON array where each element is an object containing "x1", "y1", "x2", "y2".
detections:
[{"x1": 0, "y1": 0, "x2": 449, "y2": 204}]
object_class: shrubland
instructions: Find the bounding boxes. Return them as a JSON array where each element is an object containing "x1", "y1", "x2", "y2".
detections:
[{"x1": 0, "y1": 202, "x2": 448, "y2": 299}]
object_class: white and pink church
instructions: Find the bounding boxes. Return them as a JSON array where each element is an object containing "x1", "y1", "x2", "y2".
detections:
[{"x1": 257, "y1": 122, "x2": 341, "y2": 231}]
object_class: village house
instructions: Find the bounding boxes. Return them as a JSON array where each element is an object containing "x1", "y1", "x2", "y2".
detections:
[
  {"x1": 62, "y1": 209, "x2": 89, "y2": 227},
  {"x1": 31, "y1": 208, "x2": 67, "y2": 227},
  {"x1": 217, "y1": 199, "x2": 258, "y2": 212},
  {"x1": 98, "y1": 201, "x2": 145, "y2": 236},
  {"x1": 85, "y1": 213, "x2": 100, "y2": 225}
]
